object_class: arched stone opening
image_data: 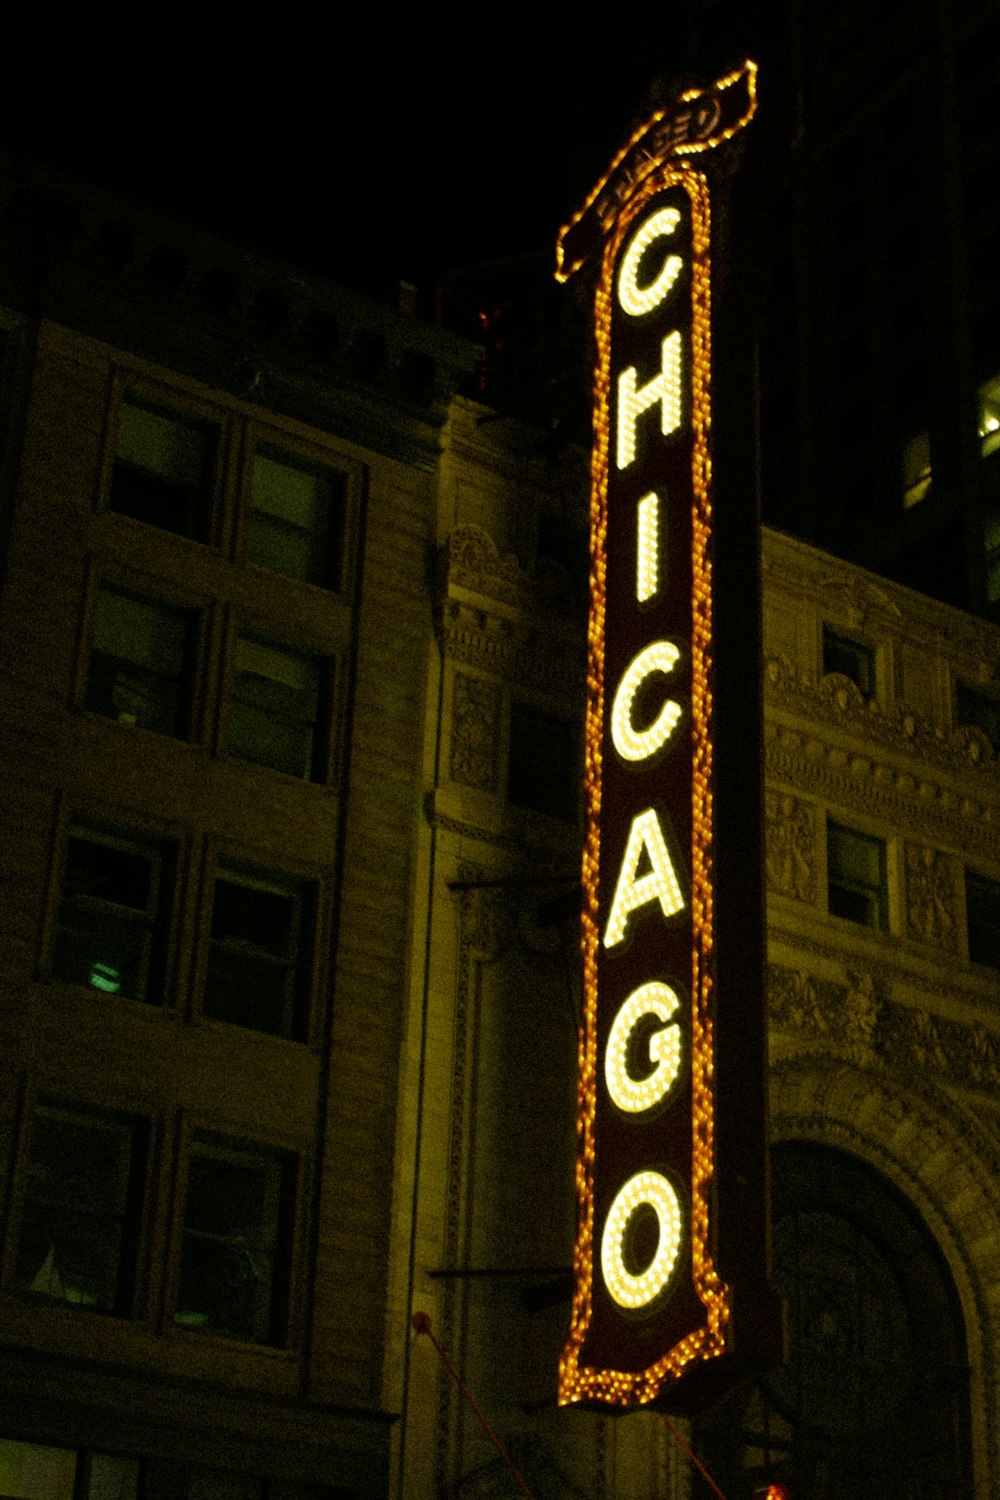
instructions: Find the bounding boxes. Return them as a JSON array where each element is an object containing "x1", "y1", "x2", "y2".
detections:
[{"x1": 693, "y1": 1061, "x2": 1000, "y2": 1498}]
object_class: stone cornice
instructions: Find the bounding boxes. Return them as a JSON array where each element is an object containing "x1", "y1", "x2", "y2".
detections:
[
  {"x1": 762, "y1": 526, "x2": 1000, "y2": 668},
  {"x1": 0, "y1": 154, "x2": 479, "y2": 466},
  {"x1": 438, "y1": 525, "x2": 586, "y2": 701},
  {"x1": 764, "y1": 657, "x2": 1000, "y2": 859}
]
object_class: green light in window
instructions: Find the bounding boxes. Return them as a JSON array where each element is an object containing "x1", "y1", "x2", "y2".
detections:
[{"x1": 89, "y1": 962, "x2": 121, "y2": 993}]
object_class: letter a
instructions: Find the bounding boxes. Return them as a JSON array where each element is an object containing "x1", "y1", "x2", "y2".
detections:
[{"x1": 603, "y1": 807, "x2": 686, "y2": 948}]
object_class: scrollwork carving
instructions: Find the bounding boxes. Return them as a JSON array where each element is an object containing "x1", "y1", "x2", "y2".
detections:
[
  {"x1": 450, "y1": 672, "x2": 500, "y2": 791},
  {"x1": 905, "y1": 842, "x2": 959, "y2": 952},
  {"x1": 765, "y1": 791, "x2": 817, "y2": 903}
]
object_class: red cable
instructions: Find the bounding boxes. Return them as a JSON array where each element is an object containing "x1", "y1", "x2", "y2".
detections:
[
  {"x1": 660, "y1": 1411, "x2": 729, "y2": 1500},
  {"x1": 412, "y1": 1312, "x2": 537, "y2": 1500}
]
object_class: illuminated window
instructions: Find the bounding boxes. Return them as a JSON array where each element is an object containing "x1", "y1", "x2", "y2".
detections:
[
  {"x1": 13, "y1": 1099, "x2": 146, "y2": 1314},
  {"x1": 110, "y1": 400, "x2": 214, "y2": 540},
  {"x1": 248, "y1": 449, "x2": 347, "y2": 589},
  {"x1": 86, "y1": 585, "x2": 196, "y2": 736},
  {"x1": 0, "y1": 1439, "x2": 78, "y2": 1498},
  {"x1": 978, "y1": 373, "x2": 1000, "y2": 458},
  {"x1": 228, "y1": 635, "x2": 326, "y2": 781},
  {"x1": 175, "y1": 1133, "x2": 295, "y2": 1346},
  {"x1": 966, "y1": 870, "x2": 1000, "y2": 969},
  {"x1": 53, "y1": 823, "x2": 170, "y2": 1002},
  {"x1": 902, "y1": 430, "x2": 932, "y2": 508},
  {"x1": 204, "y1": 866, "x2": 310, "y2": 1040},
  {"x1": 827, "y1": 820, "x2": 887, "y2": 929},
  {"x1": 822, "y1": 625, "x2": 874, "y2": 699},
  {"x1": 507, "y1": 703, "x2": 576, "y2": 821},
  {"x1": 955, "y1": 680, "x2": 1000, "y2": 752}
]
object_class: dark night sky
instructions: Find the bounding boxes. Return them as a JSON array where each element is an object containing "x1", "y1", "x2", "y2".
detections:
[{"x1": 2, "y1": 2, "x2": 716, "y2": 300}]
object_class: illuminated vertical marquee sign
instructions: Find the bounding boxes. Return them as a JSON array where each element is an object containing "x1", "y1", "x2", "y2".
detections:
[{"x1": 556, "y1": 62, "x2": 778, "y2": 1409}]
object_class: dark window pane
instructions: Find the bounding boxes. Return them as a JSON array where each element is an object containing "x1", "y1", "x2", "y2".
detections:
[
  {"x1": 228, "y1": 637, "x2": 323, "y2": 781},
  {"x1": 967, "y1": 871, "x2": 1000, "y2": 968},
  {"x1": 204, "y1": 871, "x2": 304, "y2": 1039},
  {"x1": 822, "y1": 626, "x2": 874, "y2": 699},
  {"x1": 248, "y1": 452, "x2": 346, "y2": 589},
  {"x1": 86, "y1": 587, "x2": 194, "y2": 737},
  {"x1": 176, "y1": 1139, "x2": 293, "y2": 1345},
  {"x1": 14, "y1": 1104, "x2": 143, "y2": 1313},
  {"x1": 53, "y1": 828, "x2": 166, "y2": 1001},
  {"x1": 110, "y1": 401, "x2": 214, "y2": 540},
  {"x1": 507, "y1": 704, "x2": 575, "y2": 821},
  {"x1": 956, "y1": 682, "x2": 1000, "y2": 753},
  {"x1": 827, "y1": 821, "x2": 887, "y2": 929}
]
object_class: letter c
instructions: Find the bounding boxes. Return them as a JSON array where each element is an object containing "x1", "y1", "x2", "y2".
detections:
[
  {"x1": 617, "y1": 206, "x2": 683, "y2": 317},
  {"x1": 610, "y1": 641, "x2": 682, "y2": 763}
]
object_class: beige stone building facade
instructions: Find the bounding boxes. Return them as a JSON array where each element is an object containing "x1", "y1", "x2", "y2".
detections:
[{"x1": 0, "y1": 156, "x2": 998, "y2": 1500}]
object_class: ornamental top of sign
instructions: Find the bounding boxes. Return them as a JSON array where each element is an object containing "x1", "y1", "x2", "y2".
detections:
[{"x1": 555, "y1": 60, "x2": 757, "y2": 285}]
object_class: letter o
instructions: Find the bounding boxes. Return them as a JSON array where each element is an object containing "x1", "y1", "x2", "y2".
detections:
[
  {"x1": 617, "y1": 206, "x2": 683, "y2": 317},
  {"x1": 611, "y1": 641, "x2": 682, "y2": 763},
  {"x1": 605, "y1": 982, "x2": 682, "y2": 1113},
  {"x1": 601, "y1": 1170, "x2": 683, "y2": 1310}
]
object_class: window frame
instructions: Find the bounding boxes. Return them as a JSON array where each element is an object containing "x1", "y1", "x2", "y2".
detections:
[
  {"x1": 83, "y1": 579, "x2": 202, "y2": 740},
  {"x1": 826, "y1": 818, "x2": 889, "y2": 931},
  {"x1": 954, "y1": 678, "x2": 1000, "y2": 755},
  {"x1": 243, "y1": 442, "x2": 350, "y2": 594},
  {"x1": 224, "y1": 629, "x2": 334, "y2": 784},
  {"x1": 506, "y1": 698, "x2": 579, "y2": 823},
  {"x1": 49, "y1": 816, "x2": 176, "y2": 1005},
  {"x1": 168, "y1": 1126, "x2": 301, "y2": 1350},
  {"x1": 102, "y1": 379, "x2": 228, "y2": 546},
  {"x1": 821, "y1": 624, "x2": 876, "y2": 701},
  {"x1": 965, "y1": 867, "x2": 1000, "y2": 969},
  {"x1": 198, "y1": 856, "x2": 318, "y2": 1042},
  {"x1": 7, "y1": 1094, "x2": 150, "y2": 1319}
]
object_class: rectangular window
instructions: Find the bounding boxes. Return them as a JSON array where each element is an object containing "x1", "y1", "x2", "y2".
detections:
[
  {"x1": 175, "y1": 1134, "x2": 295, "y2": 1346},
  {"x1": 0, "y1": 1439, "x2": 77, "y2": 1499},
  {"x1": 966, "y1": 870, "x2": 1000, "y2": 968},
  {"x1": 13, "y1": 1100, "x2": 145, "y2": 1314},
  {"x1": 0, "y1": 1441, "x2": 141, "y2": 1499},
  {"x1": 956, "y1": 680, "x2": 1000, "y2": 752},
  {"x1": 978, "y1": 373, "x2": 1000, "y2": 458},
  {"x1": 822, "y1": 625, "x2": 875, "y2": 699},
  {"x1": 204, "y1": 866, "x2": 309, "y2": 1040},
  {"x1": 248, "y1": 449, "x2": 347, "y2": 589},
  {"x1": 86, "y1": 585, "x2": 196, "y2": 737},
  {"x1": 53, "y1": 822, "x2": 169, "y2": 1002},
  {"x1": 507, "y1": 703, "x2": 576, "y2": 821},
  {"x1": 110, "y1": 400, "x2": 214, "y2": 540},
  {"x1": 228, "y1": 635, "x2": 325, "y2": 781},
  {"x1": 827, "y1": 820, "x2": 888, "y2": 929},
  {"x1": 902, "y1": 430, "x2": 932, "y2": 508}
]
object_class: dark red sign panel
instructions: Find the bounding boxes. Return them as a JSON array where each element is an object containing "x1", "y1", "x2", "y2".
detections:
[{"x1": 557, "y1": 63, "x2": 779, "y2": 1410}]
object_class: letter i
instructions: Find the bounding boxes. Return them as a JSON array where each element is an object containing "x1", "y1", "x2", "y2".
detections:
[{"x1": 637, "y1": 492, "x2": 661, "y2": 604}]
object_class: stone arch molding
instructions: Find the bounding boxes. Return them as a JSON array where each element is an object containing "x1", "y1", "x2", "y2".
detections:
[{"x1": 770, "y1": 1057, "x2": 1000, "y2": 1497}]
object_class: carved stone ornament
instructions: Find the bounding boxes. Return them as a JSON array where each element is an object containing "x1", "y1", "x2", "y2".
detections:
[
  {"x1": 769, "y1": 959, "x2": 1000, "y2": 1097},
  {"x1": 439, "y1": 521, "x2": 574, "y2": 608},
  {"x1": 905, "y1": 842, "x2": 959, "y2": 952},
  {"x1": 442, "y1": 523, "x2": 525, "y2": 608},
  {"x1": 765, "y1": 790, "x2": 817, "y2": 903},
  {"x1": 450, "y1": 672, "x2": 500, "y2": 791}
]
